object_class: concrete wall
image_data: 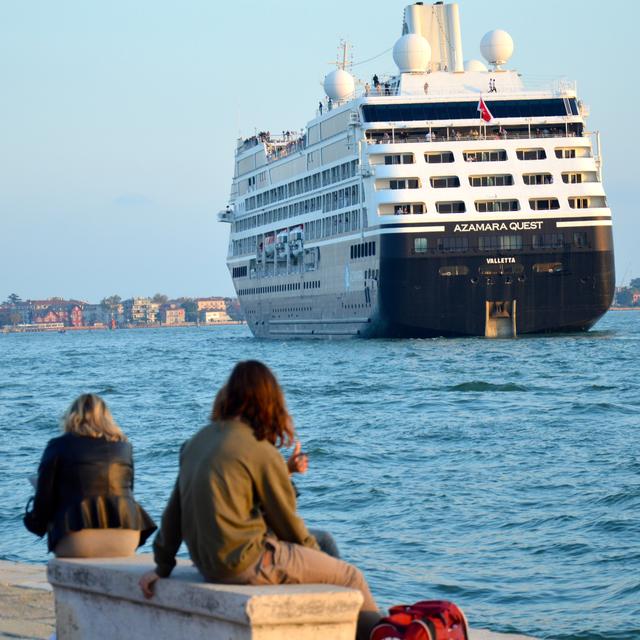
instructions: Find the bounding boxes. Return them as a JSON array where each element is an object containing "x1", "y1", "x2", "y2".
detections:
[{"x1": 48, "y1": 555, "x2": 363, "y2": 640}]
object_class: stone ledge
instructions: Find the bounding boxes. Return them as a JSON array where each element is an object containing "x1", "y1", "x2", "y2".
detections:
[{"x1": 48, "y1": 555, "x2": 363, "y2": 640}]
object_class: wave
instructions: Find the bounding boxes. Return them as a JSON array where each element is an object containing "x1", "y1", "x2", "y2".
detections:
[
  {"x1": 593, "y1": 488, "x2": 640, "y2": 507},
  {"x1": 96, "y1": 385, "x2": 118, "y2": 395},
  {"x1": 586, "y1": 384, "x2": 618, "y2": 391},
  {"x1": 447, "y1": 381, "x2": 528, "y2": 392}
]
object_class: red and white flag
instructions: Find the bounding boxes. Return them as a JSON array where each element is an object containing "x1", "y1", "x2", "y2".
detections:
[{"x1": 477, "y1": 97, "x2": 493, "y2": 122}]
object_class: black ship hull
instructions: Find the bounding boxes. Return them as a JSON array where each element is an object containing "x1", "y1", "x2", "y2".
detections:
[{"x1": 365, "y1": 225, "x2": 615, "y2": 338}]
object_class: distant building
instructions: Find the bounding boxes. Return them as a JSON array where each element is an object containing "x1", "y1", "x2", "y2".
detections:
[
  {"x1": 28, "y1": 299, "x2": 84, "y2": 327},
  {"x1": 33, "y1": 309, "x2": 67, "y2": 325},
  {"x1": 160, "y1": 304, "x2": 186, "y2": 325},
  {"x1": 123, "y1": 298, "x2": 159, "y2": 324},
  {"x1": 196, "y1": 298, "x2": 226, "y2": 312},
  {"x1": 13, "y1": 301, "x2": 36, "y2": 324},
  {"x1": 69, "y1": 305, "x2": 83, "y2": 327},
  {"x1": 83, "y1": 304, "x2": 110, "y2": 327},
  {"x1": 200, "y1": 310, "x2": 231, "y2": 324},
  {"x1": 0, "y1": 306, "x2": 13, "y2": 327}
]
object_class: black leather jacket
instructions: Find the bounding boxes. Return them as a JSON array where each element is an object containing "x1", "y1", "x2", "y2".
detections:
[{"x1": 24, "y1": 433, "x2": 156, "y2": 552}]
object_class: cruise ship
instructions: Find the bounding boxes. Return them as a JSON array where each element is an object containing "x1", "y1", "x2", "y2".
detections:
[{"x1": 219, "y1": 2, "x2": 614, "y2": 338}]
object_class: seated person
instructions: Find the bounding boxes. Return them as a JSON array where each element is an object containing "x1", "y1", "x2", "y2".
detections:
[
  {"x1": 139, "y1": 360, "x2": 380, "y2": 640},
  {"x1": 24, "y1": 394, "x2": 156, "y2": 557},
  {"x1": 215, "y1": 383, "x2": 341, "y2": 558}
]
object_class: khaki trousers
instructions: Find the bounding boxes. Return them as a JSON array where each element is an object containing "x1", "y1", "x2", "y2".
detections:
[
  {"x1": 219, "y1": 539, "x2": 381, "y2": 640},
  {"x1": 54, "y1": 529, "x2": 139, "y2": 558}
]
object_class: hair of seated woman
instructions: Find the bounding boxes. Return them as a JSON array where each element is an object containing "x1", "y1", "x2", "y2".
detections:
[
  {"x1": 212, "y1": 361, "x2": 294, "y2": 448},
  {"x1": 62, "y1": 394, "x2": 126, "y2": 442}
]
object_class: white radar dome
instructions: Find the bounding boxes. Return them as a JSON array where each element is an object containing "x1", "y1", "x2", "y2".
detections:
[
  {"x1": 323, "y1": 69, "x2": 355, "y2": 101},
  {"x1": 464, "y1": 59, "x2": 488, "y2": 72},
  {"x1": 393, "y1": 33, "x2": 431, "y2": 73},
  {"x1": 480, "y1": 29, "x2": 514, "y2": 67}
]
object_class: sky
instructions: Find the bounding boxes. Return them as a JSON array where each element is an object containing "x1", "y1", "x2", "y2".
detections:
[{"x1": 1, "y1": 0, "x2": 638, "y2": 302}]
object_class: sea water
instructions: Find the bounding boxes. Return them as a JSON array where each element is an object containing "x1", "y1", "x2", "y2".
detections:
[{"x1": 1, "y1": 312, "x2": 638, "y2": 640}]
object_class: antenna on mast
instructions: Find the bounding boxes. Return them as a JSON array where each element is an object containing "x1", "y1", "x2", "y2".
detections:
[{"x1": 337, "y1": 39, "x2": 353, "y2": 71}]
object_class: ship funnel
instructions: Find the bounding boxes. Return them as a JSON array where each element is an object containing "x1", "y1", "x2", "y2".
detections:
[{"x1": 402, "y1": 2, "x2": 464, "y2": 72}]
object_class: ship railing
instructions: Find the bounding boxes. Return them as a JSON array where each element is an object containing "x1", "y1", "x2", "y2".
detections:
[
  {"x1": 365, "y1": 127, "x2": 582, "y2": 145},
  {"x1": 359, "y1": 76, "x2": 576, "y2": 99},
  {"x1": 520, "y1": 76, "x2": 577, "y2": 96},
  {"x1": 362, "y1": 84, "x2": 400, "y2": 98},
  {"x1": 238, "y1": 132, "x2": 305, "y2": 156},
  {"x1": 268, "y1": 132, "x2": 305, "y2": 145},
  {"x1": 266, "y1": 137, "x2": 307, "y2": 162}
]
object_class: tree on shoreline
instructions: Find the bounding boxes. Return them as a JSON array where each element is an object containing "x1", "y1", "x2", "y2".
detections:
[
  {"x1": 182, "y1": 301, "x2": 198, "y2": 322},
  {"x1": 615, "y1": 278, "x2": 640, "y2": 306},
  {"x1": 616, "y1": 288, "x2": 633, "y2": 306},
  {"x1": 6, "y1": 293, "x2": 21, "y2": 305},
  {"x1": 101, "y1": 295, "x2": 121, "y2": 309}
]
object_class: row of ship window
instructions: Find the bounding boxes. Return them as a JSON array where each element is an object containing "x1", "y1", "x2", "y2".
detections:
[
  {"x1": 436, "y1": 262, "x2": 565, "y2": 277},
  {"x1": 271, "y1": 306, "x2": 313, "y2": 314},
  {"x1": 244, "y1": 160, "x2": 358, "y2": 213},
  {"x1": 237, "y1": 262, "x2": 568, "y2": 293},
  {"x1": 235, "y1": 185, "x2": 360, "y2": 233},
  {"x1": 232, "y1": 266, "x2": 248, "y2": 278},
  {"x1": 383, "y1": 173, "x2": 590, "y2": 189},
  {"x1": 302, "y1": 209, "x2": 361, "y2": 241},
  {"x1": 238, "y1": 282, "x2": 320, "y2": 295},
  {"x1": 412, "y1": 232, "x2": 588, "y2": 254},
  {"x1": 389, "y1": 197, "x2": 600, "y2": 215},
  {"x1": 232, "y1": 208, "x2": 364, "y2": 256},
  {"x1": 350, "y1": 241, "x2": 376, "y2": 260},
  {"x1": 237, "y1": 282, "x2": 305, "y2": 295},
  {"x1": 380, "y1": 148, "x2": 587, "y2": 165},
  {"x1": 361, "y1": 98, "x2": 579, "y2": 122}
]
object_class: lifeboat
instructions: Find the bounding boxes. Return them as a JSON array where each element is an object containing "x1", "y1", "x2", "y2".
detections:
[
  {"x1": 263, "y1": 234, "x2": 276, "y2": 257},
  {"x1": 276, "y1": 229, "x2": 289, "y2": 259},
  {"x1": 289, "y1": 225, "x2": 304, "y2": 257}
]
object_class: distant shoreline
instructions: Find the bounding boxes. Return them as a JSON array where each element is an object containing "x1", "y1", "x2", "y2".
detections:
[
  {"x1": 1, "y1": 321, "x2": 246, "y2": 334},
  {"x1": 3, "y1": 310, "x2": 635, "y2": 334}
]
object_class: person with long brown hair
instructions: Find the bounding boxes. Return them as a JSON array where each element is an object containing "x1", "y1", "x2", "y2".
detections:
[
  {"x1": 24, "y1": 394, "x2": 156, "y2": 557},
  {"x1": 139, "y1": 360, "x2": 380, "y2": 640}
]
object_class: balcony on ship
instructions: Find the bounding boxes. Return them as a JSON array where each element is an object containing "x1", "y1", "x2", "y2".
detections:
[
  {"x1": 217, "y1": 206, "x2": 233, "y2": 223},
  {"x1": 237, "y1": 130, "x2": 306, "y2": 164},
  {"x1": 365, "y1": 122, "x2": 584, "y2": 145}
]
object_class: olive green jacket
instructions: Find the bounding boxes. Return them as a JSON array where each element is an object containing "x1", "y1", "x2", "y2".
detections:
[{"x1": 153, "y1": 420, "x2": 318, "y2": 579}]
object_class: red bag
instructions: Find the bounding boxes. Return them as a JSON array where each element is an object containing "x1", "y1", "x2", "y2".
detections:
[{"x1": 370, "y1": 600, "x2": 469, "y2": 640}]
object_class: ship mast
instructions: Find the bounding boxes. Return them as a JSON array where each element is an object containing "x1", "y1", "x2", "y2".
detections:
[{"x1": 336, "y1": 39, "x2": 352, "y2": 71}]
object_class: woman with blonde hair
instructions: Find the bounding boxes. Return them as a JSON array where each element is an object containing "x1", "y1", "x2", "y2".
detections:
[
  {"x1": 24, "y1": 394, "x2": 156, "y2": 557},
  {"x1": 139, "y1": 360, "x2": 380, "y2": 640}
]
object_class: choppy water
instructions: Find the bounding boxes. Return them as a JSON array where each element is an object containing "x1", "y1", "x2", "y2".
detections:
[{"x1": 1, "y1": 313, "x2": 639, "y2": 640}]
